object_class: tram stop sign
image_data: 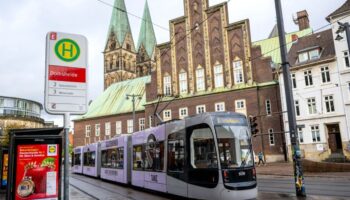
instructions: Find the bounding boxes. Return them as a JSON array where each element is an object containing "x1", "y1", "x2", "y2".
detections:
[{"x1": 45, "y1": 32, "x2": 88, "y2": 114}]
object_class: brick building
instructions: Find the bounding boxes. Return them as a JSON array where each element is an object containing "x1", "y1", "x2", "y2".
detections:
[{"x1": 73, "y1": 0, "x2": 316, "y2": 162}]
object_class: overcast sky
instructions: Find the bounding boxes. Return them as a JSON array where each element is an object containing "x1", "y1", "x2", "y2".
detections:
[{"x1": 0, "y1": 0, "x2": 345, "y2": 126}]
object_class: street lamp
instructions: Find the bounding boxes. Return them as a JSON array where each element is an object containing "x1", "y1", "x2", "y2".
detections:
[
  {"x1": 126, "y1": 94, "x2": 142, "y2": 133},
  {"x1": 335, "y1": 22, "x2": 350, "y2": 52}
]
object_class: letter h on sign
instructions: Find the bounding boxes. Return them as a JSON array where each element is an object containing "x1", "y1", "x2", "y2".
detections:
[{"x1": 62, "y1": 43, "x2": 73, "y2": 57}]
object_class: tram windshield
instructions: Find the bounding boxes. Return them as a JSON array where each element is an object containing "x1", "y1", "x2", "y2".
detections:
[{"x1": 215, "y1": 125, "x2": 253, "y2": 169}]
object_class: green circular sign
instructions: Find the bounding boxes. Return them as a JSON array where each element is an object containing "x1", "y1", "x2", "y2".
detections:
[{"x1": 55, "y1": 38, "x2": 80, "y2": 62}]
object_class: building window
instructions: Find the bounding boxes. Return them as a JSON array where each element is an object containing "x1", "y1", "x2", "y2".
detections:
[
  {"x1": 85, "y1": 125, "x2": 91, "y2": 137},
  {"x1": 105, "y1": 122, "x2": 111, "y2": 136},
  {"x1": 304, "y1": 70, "x2": 313, "y2": 86},
  {"x1": 127, "y1": 120, "x2": 133, "y2": 133},
  {"x1": 0, "y1": 98, "x2": 4, "y2": 107},
  {"x1": 321, "y1": 66, "x2": 330, "y2": 83},
  {"x1": 235, "y1": 99, "x2": 246, "y2": 116},
  {"x1": 179, "y1": 71, "x2": 188, "y2": 94},
  {"x1": 298, "y1": 127, "x2": 304, "y2": 143},
  {"x1": 196, "y1": 67, "x2": 205, "y2": 91},
  {"x1": 164, "y1": 75, "x2": 172, "y2": 96},
  {"x1": 298, "y1": 49, "x2": 319, "y2": 63},
  {"x1": 291, "y1": 73, "x2": 297, "y2": 89},
  {"x1": 95, "y1": 124, "x2": 100, "y2": 137},
  {"x1": 298, "y1": 52, "x2": 308, "y2": 63},
  {"x1": 149, "y1": 115, "x2": 153, "y2": 127},
  {"x1": 115, "y1": 121, "x2": 122, "y2": 135},
  {"x1": 269, "y1": 128, "x2": 275, "y2": 145},
  {"x1": 265, "y1": 99, "x2": 271, "y2": 115},
  {"x1": 295, "y1": 100, "x2": 300, "y2": 116},
  {"x1": 324, "y1": 95, "x2": 335, "y2": 113},
  {"x1": 344, "y1": 51, "x2": 350, "y2": 68},
  {"x1": 196, "y1": 105, "x2": 206, "y2": 114},
  {"x1": 309, "y1": 49, "x2": 319, "y2": 60},
  {"x1": 307, "y1": 97, "x2": 317, "y2": 114},
  {"x1": 139, "y1": 118, "x2": 145, "y2": 131},
  {"x1": 163, "y1": 109, "x2": 172, "y2": 121},
  {"x1": 233, "y1": 60, "x2": 244, "y2": 84},
  {"x1": 179, "y1": 107, "x2": 188, "y2": 119},
  {"x1": 214, "y1": 64, "x2": 224, "y2": 88},
  {"x1": 311, "y1": 125, "x2": 321, "y2": 142},
  {"x1": 215, "y1": 102, "x2": 225, "y2": 112},
  {"x1": 348, "y1": 82, "x2": 350, "y2": 100}
]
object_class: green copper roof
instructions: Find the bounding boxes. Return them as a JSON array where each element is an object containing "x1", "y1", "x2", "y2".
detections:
[
  {"x1": 107, "y1": 0, "x2": 133, "y2": 45},
  {"x1": 78, "y1": 76, "x2": 150, "y2": 120},
  {"x1": 137, "y1": 0, "x2": 156, "y2": 57},
  {"x1": 253, "y1": 28, "x2": 313, "y2": 64}
]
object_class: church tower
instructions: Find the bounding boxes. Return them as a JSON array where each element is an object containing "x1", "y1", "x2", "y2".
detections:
[
  {"x1": 136, "y1": 0, "x2": 157, "y2": 77},
  {"x1": 104, "y1": 0, "x2": 137, "y2": 89}
]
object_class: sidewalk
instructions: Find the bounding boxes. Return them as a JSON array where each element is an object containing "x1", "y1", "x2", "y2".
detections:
[{"x1": 256, "y1": 162, "x2": 350, "y2": 179}]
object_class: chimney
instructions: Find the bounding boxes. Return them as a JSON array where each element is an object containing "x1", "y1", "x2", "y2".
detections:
[{"x1": 296, "y1": 10, "x2": 310, "y2": 31}]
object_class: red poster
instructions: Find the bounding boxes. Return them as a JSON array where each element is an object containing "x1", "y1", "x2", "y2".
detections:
[
  {"x1": 15, "y1": 144, "x2": 59, "y2": 200},
  {"x1": 48, "y1": 65, "x2": 86, "y2": 83}
]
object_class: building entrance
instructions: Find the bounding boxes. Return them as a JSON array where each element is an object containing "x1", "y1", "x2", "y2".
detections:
[{"x1": 327, "y1": 124, "x2": 342, "y2": 153}]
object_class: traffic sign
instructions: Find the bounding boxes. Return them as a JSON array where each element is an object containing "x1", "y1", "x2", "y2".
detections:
[{"x1": 45, "y1": 32, "x2": 88, "y2": 114}]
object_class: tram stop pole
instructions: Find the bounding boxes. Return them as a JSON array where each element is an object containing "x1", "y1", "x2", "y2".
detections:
[
  {"x1": 64, "y1": 113, "x2": 70, "y2": 200},
  {"x1": 274, "y1": 0, "x2": 306, "y2": 197}
]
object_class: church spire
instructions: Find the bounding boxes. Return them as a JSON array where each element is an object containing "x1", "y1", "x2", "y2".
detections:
[
  {"x1": 137, "y1": 0, "x2": 156, "y2": 57},
  {"x1": 106, "y1": 0, "x2": 134, "y2": 48}
]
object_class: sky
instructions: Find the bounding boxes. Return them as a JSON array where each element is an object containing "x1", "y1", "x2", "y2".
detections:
[{"x1": 0, "y1": 0, "x2": 345, "y2": 127}]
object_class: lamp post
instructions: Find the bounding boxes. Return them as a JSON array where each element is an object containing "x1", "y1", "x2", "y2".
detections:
[
  {"x1": 126, "y1": 94, "x2": 142, "y2": 132},
  {"x1": 274, "y1": 0, "x2": 306, "y2": 197}
]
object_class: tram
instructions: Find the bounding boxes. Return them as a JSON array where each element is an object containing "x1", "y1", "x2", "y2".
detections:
[
  {"x1": 100, "y1": 134, "x2": 132, "y2": 184},
  {"x1": 72, "y1": 146, "x2": 84, "y2": 174},
  {"x1": 82, "y1": 142, "x2": 101, "y2": 177},
  {"x1": 82, "y1": 112, "x2": 257, "y2": 200}
]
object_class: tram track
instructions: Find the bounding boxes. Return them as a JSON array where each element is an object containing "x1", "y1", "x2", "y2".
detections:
[{"x1": 69, "y1": 183, "x2": 99, "y2": 200}]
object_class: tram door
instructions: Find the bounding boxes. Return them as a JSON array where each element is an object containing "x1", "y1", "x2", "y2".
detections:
[
  {"x1": 167, "y1": 130, "x2": 188, "y2": 197},
  {"x1": 187, "y1": 124, "x2": 219, "y2": 200}
]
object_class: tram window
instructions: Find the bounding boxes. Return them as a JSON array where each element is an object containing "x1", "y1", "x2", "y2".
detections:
[
  {"x1": 101, "y1": 148, "x2": 124, "y2": 169},
  {"x1": 190, "y1": 125, "x2": 218, "y2": 169},
  {"x1": 133, "y1": 145, "x2": 144, "y2": 170},
  {"x1": 73, "y1": 154, "x2": 81, "y2": 165},
  {"x1": 83, "y1": 152, "x2": 96, "y2": 167},
  {"x1": 145, "y1": 141, "x2": 164, "y2": 172},
  {"x1": 168, "y1": 139, "x2": 185, "y2": 172}
]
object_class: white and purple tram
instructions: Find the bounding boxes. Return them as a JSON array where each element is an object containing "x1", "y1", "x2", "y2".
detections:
[
  {"x1": 100, "y1": 134, "x2": 132, "y2": 184},
  {"x1": 81, "y1": 112, "x2": 257, "y2": 200},
  {"x1": 72, "y1": 146, "x2": 83, "y2": 174},
  {"x1": 82, "y1": 142, "x2": 101, "y2": 178}
]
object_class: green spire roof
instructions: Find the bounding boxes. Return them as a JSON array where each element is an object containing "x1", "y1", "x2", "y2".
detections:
[
  {"x1": 107, "y1": 0, "x2": 133, "y2": 45},
  {"x1": 137, "y1": 0, "x2": 157, "y2": 57},
  {"x1": 77, "y1": 76, "x2": 150, "y2": 120}
]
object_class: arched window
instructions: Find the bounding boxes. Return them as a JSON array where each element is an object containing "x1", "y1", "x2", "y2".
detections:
[
  {"x1": 163, "y1": 74, "x2": 172, "y2": 96},
  {"x1": 179, "y1": 70, "x2": 188, "y2": 94},
  {"x1": 233, "y1": 59, "x2": 244, "y2": 84},
  {"x1": 196, "y1": 67, "x2": 205, "y2": 91},
  {"x1": 214, "y1": 63, "x2": 223, "y2": 88}
]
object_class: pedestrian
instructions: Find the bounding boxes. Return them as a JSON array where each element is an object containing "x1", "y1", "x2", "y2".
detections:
[{"x1": 257, "y1": 151, "x2": 265, "y2": 166}]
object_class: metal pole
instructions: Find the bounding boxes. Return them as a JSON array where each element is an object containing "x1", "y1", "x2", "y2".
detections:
[
  {"x1": 64, "y1": 113, "x2": 70, "y2": 200},
  {"x1": 132, "y1": 96, "x2": 136, "y2": 132},
  {"x1": 274, "y1": 0, "x2": 306, "y2": 196}
]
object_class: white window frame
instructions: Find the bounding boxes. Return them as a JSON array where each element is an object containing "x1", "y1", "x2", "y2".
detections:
[
  {"x1": 139, "y1": 118, "x2": 145, "y2": 131},
  {"x1": 348, "y1": 82, "x2": 350, "y2": 101},
  {"x1": 149, "y1": 115, "x2": 153, "y2": 128},
  {"x1": 295, "y1": 100, "x2": 300, "y2": 116},
  {"x1": 311, "y1": 125, "x2": 321, "y2": 143},
  {"x1": 291, "y1": 73, "x2": 297, "y2": 89},
  {"x1": 233, "y1": 60, "x2": 244, "y2": 84},
  {"x1": 304, "y1": 70, "x2": 313, "y2": 86},
  {"x1": 127, "y1": 119, "x2": 134, "y2": 133},
  {"x1": 309, "y1": 49, "x2": 319, "y2": 60},
  {"x1": 215, "y1": 102, "x2": 225, "y2": 112},
  {"x1": 179, "y1": 107, "x2": 188, "y2": 119},
  {"x1": 307, "y1": 97, "x2": 317, "y2": 114},
  {"x1": 196, "y1": 67, "x2": 205, "y2": 91},
  {"x1": 164, "y1": 75, "x2": 172, "y2": 96},
  {"x1": 344, "y1": 51, "x2": 350, "y2": 68},
  {"x1": 214, "y1": 64, "x2": 224, "y2": 88},
  {"x1": 115, "y1": 121, "x2": 122, "y2": 135},
  {"x1": 298, "y1": 52, "x2": 308, "y2": 63},
  {"x1": 85, "y1": 125, "x2": 91, "y2": 137},
  {"x1": 235, "y1": 99, "x2": 246, "y2": 116},
  {"x1": 268, "y1": 128, "x2": 275, "y2": 146},
  {"x1": 196, "y1": 105, "x2": 206, "y2": 114},
  {"x1": 95, "y1": 124, "x2": 100, "y2": 137},
  {"x1": 265, "y1": 99, "x2": 271, "y2": 115},
  {"x1": 163, "y1": 109, "x2": 172, "y2": 121},
  {"x1": 179, "y1": 71, "x2": 188, "y2": 94},
  {"x1": 321, "y1": 66, "x2": 330, "y2": 83},
  {"x1": 324, "y1": 95, "x2": 335, "y2": 113},
  {"x1": 298, "y1": 127, "x2": 304, "y2": 143},
  {"x1": 105, "y1": 122, "x2": 111, "y2": 136}
]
